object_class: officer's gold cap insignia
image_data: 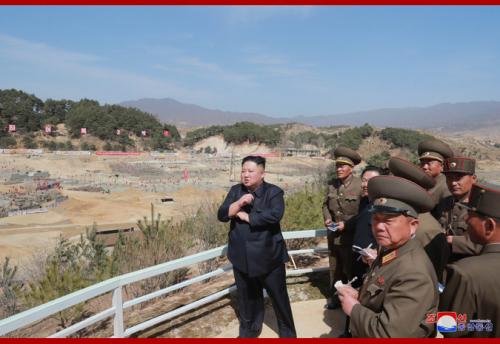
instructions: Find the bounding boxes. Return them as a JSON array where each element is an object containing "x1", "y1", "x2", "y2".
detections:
[{"x1": 381, "y1": 250, "x2": 398, "y2": 265}]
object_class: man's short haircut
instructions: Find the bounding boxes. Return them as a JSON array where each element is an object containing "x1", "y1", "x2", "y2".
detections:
[
  {"x1": 362, "y1": 165, "x2": 383, "y2": 177},
  {"x1": 242, "y1": 155, "x2": 266, "y2": 169}
]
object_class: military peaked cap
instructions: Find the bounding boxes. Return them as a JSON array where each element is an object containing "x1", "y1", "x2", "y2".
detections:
[
  {"x1": 334, "y1": 146, "x2": 362, "y2": 166},
  {"x1": 368, "y1": 175, "x2": 435, "y2": 218},
  {"x1": 418, "y1": 139, "x2": 454, "y2": 163},
  {"x1": 443, "y1": 156, "x2": 476, "y2": 175},
  {"x1": 465, "y1": 182, "x2": 500, "y2": 219},
  {"x1": 388, "y1": 157, "x2": 436, "y2": 190}
]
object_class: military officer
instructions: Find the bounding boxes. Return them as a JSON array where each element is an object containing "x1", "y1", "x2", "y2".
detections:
[
  {"x1": 322, "y1": 146, "x2": 363, "y2": 309},
  {"x1": 435, "y1": 156, "x2": 482, "y2": 259},
  {"x1": 338, "y1": 175, "x2": 439, "y2": 337},
  {"x1": 439, "y1": 182, "x2": 500, "y2": 338},
  {"x1": 388, "y1": 157, "x2": 449, "y2": 283},
  {"x1": 417, "y1": 139, "x2": 454, "y2": 207}
]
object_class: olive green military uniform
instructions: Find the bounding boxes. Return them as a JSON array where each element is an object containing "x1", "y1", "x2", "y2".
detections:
[
  {"x1": 435, "y1": 156, "x2": 475, "y2": 236},
  {"x1": 439, "y1": 182, "x2": 500, "y2": 338},
  {"x1": 437, "y1": 196, "x2": 482, "y2": 257},
  {"x1": 323, "y1": 174, "x2": 362, "y2": 282},
  {"x1": 439, "y1": 244, "x2": 500, "y2": 338},
  {"x1": 323, "y1": 147, "x2": 362, "y2": 301},
  {"x1": 436, "y1": 157, "x2": 482, "y2": 258},
  {"x1": 349, "y1": 175, "x2": 439, "y2": 337},
  {"x1": 437, "y1": 196, "x2": 468, "y2": 236},
  {"x1": 416, "y1": 212, "x2": 448, "y2": 283},
  {"x1": 418, "y1": 139, "x2": 454, "y2": 206},
  {"x1": 351, "y1": 239, "x2": 439, "y2": 337},
  {"x1": 451, "y1": 234, "x2": 482, "y2": 256},
  {"x1": 323, "y1": 174, "x2": 362, "y2": 244},
  {"x1": 429, "y1": 173, "x2": 451, "y2": 205},
  {"x1": 388, "y1": 157, "x2": 449, "y2": 283}
]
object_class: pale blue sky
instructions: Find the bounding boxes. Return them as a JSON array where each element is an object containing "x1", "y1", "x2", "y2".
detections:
[{"x1": 1, "y1": 6, "x2": 499, "y2": 117}]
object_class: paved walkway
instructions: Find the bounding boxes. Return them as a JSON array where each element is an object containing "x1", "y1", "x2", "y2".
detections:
[{"x1": 217, "y1": 299, "x2": 347, "y2": 338}]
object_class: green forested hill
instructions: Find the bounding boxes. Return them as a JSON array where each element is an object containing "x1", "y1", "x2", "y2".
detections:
[{"x1": 0, "y1": 89, "x2": 180, "y2": 150}]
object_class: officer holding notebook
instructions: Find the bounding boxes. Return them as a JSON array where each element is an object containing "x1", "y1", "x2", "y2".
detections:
[{"x1": 337, "y1": 175, "x2": 439, "y2": 337}]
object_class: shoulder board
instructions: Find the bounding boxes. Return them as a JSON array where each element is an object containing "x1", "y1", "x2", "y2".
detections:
[{"x1": 381, "y1": 250, "x2": 398, "y2": 266}]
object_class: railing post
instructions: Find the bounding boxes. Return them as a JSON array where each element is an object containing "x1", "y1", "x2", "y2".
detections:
[{"x1": 112, "y1": 286, "x2": 124, "y2": 338}]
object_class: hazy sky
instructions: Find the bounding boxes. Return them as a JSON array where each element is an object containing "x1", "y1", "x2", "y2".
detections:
[{"x1": 1, "y1": 6, "x2": 500, "y2": 117}]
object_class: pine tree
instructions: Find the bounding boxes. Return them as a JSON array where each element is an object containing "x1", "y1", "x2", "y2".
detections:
[{"x1": 0, "y1": 257, "x2": 21, "y2": 317}]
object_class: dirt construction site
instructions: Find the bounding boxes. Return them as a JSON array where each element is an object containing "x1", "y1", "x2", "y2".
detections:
[
  {"x1": 0, "y1": 145, "x2": 330, "y2": 265},
  {"x1": 2, "y1": 131, "x2": 500, "y2": 267}
]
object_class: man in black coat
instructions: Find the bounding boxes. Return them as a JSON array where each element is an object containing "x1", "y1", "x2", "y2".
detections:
[
  {"x1": 217, "y1": 155, "x2": 296, "y2": 338},
  {"x1": 350, "y1": 165, "x2": 381, "y2": 287}
]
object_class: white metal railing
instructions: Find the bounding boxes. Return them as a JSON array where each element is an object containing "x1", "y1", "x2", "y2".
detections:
[{"x1": 0, "y1": 229, "x2": 327, "y2": 338}]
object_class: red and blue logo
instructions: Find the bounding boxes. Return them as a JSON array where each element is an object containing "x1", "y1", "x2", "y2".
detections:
[{"x1": 437, "y1": 312, "x2": 457, "y2": 333}]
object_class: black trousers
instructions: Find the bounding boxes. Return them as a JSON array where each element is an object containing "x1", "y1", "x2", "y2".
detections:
[
  {"x1": 327, "y1": 234, "x2": 353, "y2": 302},
  {"x1": 233, "y1": 264, "x2": 297, "y2": 338}
]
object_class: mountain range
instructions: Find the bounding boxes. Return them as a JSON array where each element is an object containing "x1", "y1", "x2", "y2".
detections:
[{"x1": 120, "y1": 98, "x2": 500, "y2": 131}]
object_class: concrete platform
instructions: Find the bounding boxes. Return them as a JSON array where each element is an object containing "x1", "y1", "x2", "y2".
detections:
[{"x1": 217, "y1": 299, "x2": 347, "y2": 338}]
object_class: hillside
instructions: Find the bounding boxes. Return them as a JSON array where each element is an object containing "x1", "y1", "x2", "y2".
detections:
[
  {"x1": 2, "y1": 88, "x2": 499, "y2": 166},
  {"x1": 120, "y1": 98, "x2": 283, "y2": 127},
  {"x1": 0, "y1": 89, "x2": 180, "y2": 152},
  {"x1": 121, "y1": 98, "x2": 500, "y2": 131}
]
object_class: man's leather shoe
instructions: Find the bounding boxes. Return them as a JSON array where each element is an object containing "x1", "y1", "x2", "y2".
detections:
[{"x1": 338, "y1": 332, "x2": 352, "y2": 338}]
